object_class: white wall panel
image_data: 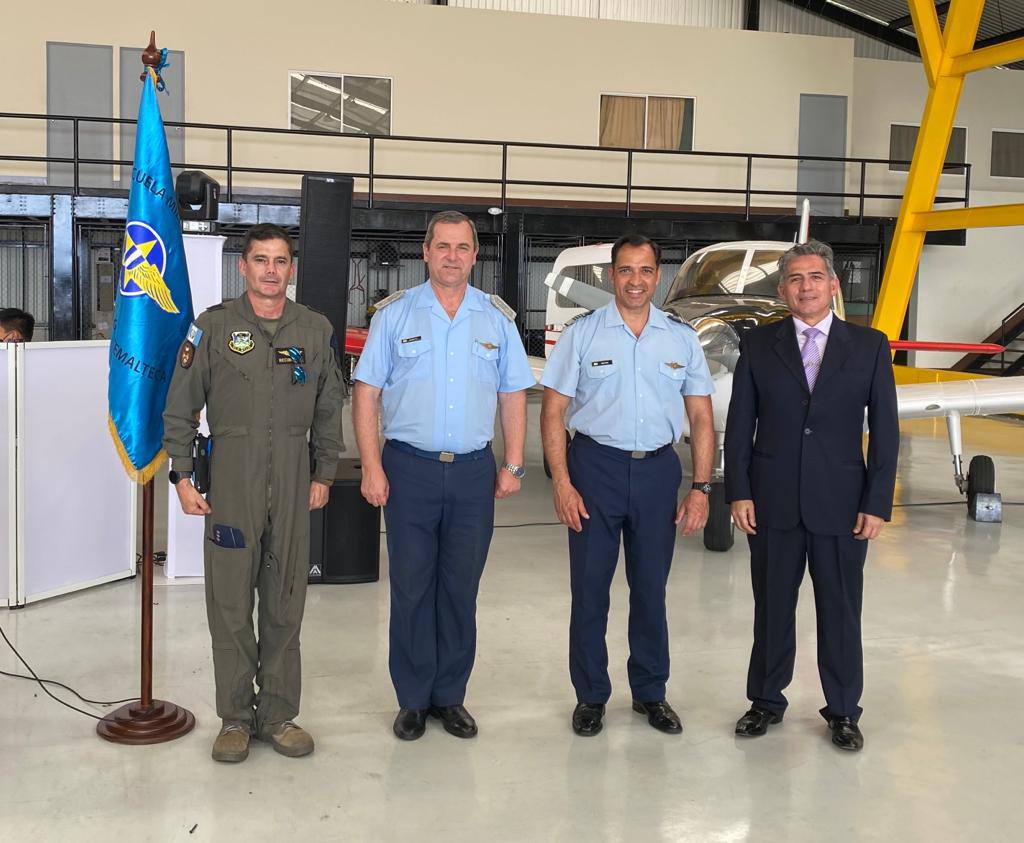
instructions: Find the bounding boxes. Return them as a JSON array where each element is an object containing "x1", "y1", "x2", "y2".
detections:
[
  {"x1": 760, "y1": 0, "x2": 918, "y2": 63},
  {"x1": 441, "y1": 0, "x2": 743, "y2": 27},
  {"x1": 600, "y1": 0, "x2": 743, "y2": 28}
]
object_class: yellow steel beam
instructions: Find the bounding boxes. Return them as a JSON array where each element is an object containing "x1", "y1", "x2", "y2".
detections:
[
  {"x1": 872, "y1": 75, "x2": 965, "y2": 339},
  {"x1": 913, "y1": 203, "x2": 1024, "y2": 231},
  {"x1": 872, "y1": 1, "x2": 985, "y2": 341},
  {"x1": 942, "y1": 0, "x2": 985, "y2": 54},
  {"x1": 908, "y1": 0, "x2": 944, "y2": 85},
  {"x1": 952, "y1": 36, "x2": 1024, "y2": 73}
]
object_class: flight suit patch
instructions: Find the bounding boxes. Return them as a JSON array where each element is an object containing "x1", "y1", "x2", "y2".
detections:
[
  {"x1": 211, "y1": 524, "x2": 246, "y2": 549},
  {"x1": 275, "y1": 346, "x2": 306, "y2": 365},
  {"x1": 179, "y1": 341, "x2": 195, "y2": 369},
  {"x1": 229, "y1": 331, "x2": 255, "y2": 354}
]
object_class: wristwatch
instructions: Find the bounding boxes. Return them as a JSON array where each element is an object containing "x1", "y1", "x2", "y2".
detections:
[
  {"x1": 691, "y1": 481, "x2": 713, "y2": 495},
  {"x1": 168, "y1": 469, "x2": 192, "y2": 485},
  {"x1": 503, "y1": 463, "x2": 526, "y2": 480}
]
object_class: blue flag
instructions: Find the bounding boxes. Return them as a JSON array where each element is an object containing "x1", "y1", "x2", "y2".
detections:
[{"x1": 108, "y1": 70, "x2": 193, "y2": 483}]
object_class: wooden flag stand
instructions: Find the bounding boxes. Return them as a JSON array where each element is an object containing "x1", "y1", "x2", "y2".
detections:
[
  {"x1": 97, "y1": 480, "x2": 195, "y2": 744},
  {"x1": 98, "y1": 34, "x2": 196, "y2": 745}
]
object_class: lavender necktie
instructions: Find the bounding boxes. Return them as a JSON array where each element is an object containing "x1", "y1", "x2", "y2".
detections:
[{"x1": 801, "y1": 327, "x2": 822, "y2": 391}]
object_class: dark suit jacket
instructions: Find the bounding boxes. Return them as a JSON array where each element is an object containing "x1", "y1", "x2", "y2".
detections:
[{"x1": 724, "y1": 316, "x2": 899, "y2": 535}]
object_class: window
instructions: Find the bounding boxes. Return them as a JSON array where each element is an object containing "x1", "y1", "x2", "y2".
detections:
[
  {"x1": 599, "y1": 94, "x2": 694, "y2": 151},
  {"x1": 289, "y1": 72, "x2": 392, "y2": 135},
  {"x1": 889, "y1": 123, "x2": 966, "y2": 174},
  {"x1": 991, "y1": 130, "x2": 1024, "y2": 178}
]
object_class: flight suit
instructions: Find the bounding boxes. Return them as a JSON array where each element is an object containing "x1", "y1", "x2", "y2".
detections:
[{"x1": 163, "y1": 293, "x2": 343, "y2": 731}]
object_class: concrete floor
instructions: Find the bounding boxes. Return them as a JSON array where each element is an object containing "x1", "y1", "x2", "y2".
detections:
[{"x1": 2, "y1": 396, "x2": 1024, "y2": 842}]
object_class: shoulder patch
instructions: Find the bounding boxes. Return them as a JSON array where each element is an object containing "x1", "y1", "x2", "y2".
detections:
[
  {"x1": 373, "y1": 289, "x2": 405, "y2": 311},
  {"x1": 564, "y1": 310, "x2": 595, "y2": 328},
  {"x1": 489, "y1": 294, "x2": 516, "y2": 321},
  {"x1": 666, "y1": 312, "x2": 695, "y2": 330},
  {"x1": 186, "y1": 322, "x2": 203, "y2": 347}
]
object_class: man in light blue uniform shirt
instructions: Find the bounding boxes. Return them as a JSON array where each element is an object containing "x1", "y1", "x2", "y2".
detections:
[
  {"x1": 541, "y1": 234, "x2": 716, "y2": 737},
  {"x1": 353, "y1": 210, "x2": 535, "y2": 741}
]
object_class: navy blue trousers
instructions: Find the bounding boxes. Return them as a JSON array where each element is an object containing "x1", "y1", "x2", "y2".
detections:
[
  {"x1": 746, "y1": 524, "x2": 868, "y2": 721},
  {"x1": 567, "y1": 435, "x2": 682, "y2": 704},
  {"x1": 382, "y1": 442, "x2": 495, "y2": 709}
]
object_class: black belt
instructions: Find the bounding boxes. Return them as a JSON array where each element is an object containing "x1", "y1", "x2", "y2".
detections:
[
  {"x1": 386, "y1": 439, "x2": 490, "y2": 463},
  {"x1": 574, "y1": 433, "x2": 673, "y2": 459}
]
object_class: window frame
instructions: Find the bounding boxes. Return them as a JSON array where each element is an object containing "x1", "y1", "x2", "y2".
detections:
[
  {"x1": 288, "y1": 70, "x2": 394, "y2": 136},
  {"x1": 888, "y1": 122, "x2": 968, "y2": 176},
  {"x1": 989, "y1": 128, "x2": 1024, "y2": 179},
  {"x1": 597, "y1": 91, "x2": 696, "y2": 151}
]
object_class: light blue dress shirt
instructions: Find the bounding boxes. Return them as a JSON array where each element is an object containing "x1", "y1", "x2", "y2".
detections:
[
  {"x1": 541, "y1": 300, "x2": 715, "y2": 452},
  {"x1": 354, "y1": 281, "x2": 536, "y2": 453}
]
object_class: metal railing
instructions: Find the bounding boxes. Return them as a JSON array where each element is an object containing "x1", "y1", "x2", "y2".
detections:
[{"x1": 0, "y1": 111, "x2": 972, "y2": 222}]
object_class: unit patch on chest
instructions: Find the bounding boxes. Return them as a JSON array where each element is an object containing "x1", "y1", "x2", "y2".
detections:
[
  {"x1": 275, "y1": 346, "x2": 306, "y2": 365},
  {"x1": 228, "y1": 331, "x2": 255, "y2": 355}
]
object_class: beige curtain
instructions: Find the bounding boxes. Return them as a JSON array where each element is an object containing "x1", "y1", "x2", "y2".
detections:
[
  {"x1": 599, "y1": 95, "x2": 645, "y2": 148},
  {"x1": 646, "y1": 97, "x2": 685, "y2": 151}
]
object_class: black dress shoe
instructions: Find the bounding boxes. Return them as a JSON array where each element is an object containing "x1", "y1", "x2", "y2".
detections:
[
  {"x1": 632, "y1": 700, "x2": 683, "y2": 734},
  {"x1": 428, "y1": 704, "x2": 478, "y2": 738},
  {"x1": 827, "y1": 716, "x2": 864, "y2": 751},
  {"x1": 572, "y1": 703, "x2": 605, "y2": 736},
  {"x1": 735, "y1": 707, "x2": 783, "y2": 737},
  {"x1": 393, "y1": 708, "x2": 427, "y2": 741}
]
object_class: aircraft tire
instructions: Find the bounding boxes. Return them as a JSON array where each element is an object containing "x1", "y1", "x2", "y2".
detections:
[
  {"x1": 967, "y1": 454, "x2": 995, "y2": 496},
  {"x1": 703, "y1": 481, "x2": 734, "y2": 552}
]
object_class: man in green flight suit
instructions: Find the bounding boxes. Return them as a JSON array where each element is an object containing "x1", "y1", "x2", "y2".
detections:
[{"x1": 163, "y1": 223, "x2": 344, "y2": 763}]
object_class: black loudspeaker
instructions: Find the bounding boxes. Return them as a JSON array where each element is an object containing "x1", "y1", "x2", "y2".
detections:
[
  {"x1": 309, "y1": 459, "x2": 381, "y2": 584},
  {"x1": 296, "y1": 174, "x2": 353, "y2": 343}
]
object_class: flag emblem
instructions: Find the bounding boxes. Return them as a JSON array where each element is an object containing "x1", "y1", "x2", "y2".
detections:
[{"x1": 119, "y1": 220, "x2": 179, "y2": 314}]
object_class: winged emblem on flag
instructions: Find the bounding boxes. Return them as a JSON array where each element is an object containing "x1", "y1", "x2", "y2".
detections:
[{"x1": 120, "y1": 220, "x2": 180, "y2": 314}]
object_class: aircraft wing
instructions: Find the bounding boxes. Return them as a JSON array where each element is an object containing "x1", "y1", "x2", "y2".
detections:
[{"x1": 896, "y1": 376, "x2": 1024, "y2": 419}]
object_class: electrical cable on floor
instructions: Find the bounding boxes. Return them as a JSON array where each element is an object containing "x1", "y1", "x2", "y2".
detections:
[{"x1": 0, "y1": 623, "x2": 139, "y2": 721}]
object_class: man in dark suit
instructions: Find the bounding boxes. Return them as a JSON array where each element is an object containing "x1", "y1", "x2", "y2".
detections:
[{"x1": 724, "y1": 240, "x2": 898, "y2": 751}]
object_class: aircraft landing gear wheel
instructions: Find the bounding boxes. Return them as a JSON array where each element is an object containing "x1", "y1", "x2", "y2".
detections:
[
  {"x1": 703, "y1": 481, "x2": 734, "y2": 552},
  {"x1": 967, "y1": 455, "x2": 1000, "y2": 521}
]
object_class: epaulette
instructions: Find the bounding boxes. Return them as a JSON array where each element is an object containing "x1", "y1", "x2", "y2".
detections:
[
  {"x1": 666, "y1": 312, "x2": 695, "y2": 330},
  {"x1": 205, "y1": 303, "x2": 225, "y2": 312},
  {"x1": 564, "y1": 310, "x2": 594, "y2": 328},
  {"x1": 489, "y1": 294, "x2": 516, "y2": 321},
  {"x1": 374, "y1": 289, "x2": 405, "y2": 310}
]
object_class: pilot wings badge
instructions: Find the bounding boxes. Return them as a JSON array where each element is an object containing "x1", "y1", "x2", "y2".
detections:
[{"x1": 119, "y1": 220, "x2": 180, "y2": 314}]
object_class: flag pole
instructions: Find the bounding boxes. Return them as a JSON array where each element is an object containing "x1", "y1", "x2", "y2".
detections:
[{"x1": 97, "y1": 32, "x2": 194, "y2": 745}]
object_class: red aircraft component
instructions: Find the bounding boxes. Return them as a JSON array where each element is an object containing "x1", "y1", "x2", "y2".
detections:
[{"x1": 889, "y1": 341, "x2": 1004, "y2": 354}]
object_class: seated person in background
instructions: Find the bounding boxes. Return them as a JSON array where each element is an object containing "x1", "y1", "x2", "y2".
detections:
[{"x1": 0, "y1": 308, "x2": 34, "y2": 342}]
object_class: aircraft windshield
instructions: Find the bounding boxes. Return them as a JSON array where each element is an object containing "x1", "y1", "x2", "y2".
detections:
[
  {"x1": 555, "y1": 263, "x2": 613, "y2": 309},
  {"x1": 671, "y1": 249, "x2": 786, "y2": 298}
]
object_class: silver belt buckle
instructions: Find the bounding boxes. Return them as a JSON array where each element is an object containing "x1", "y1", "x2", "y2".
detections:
[
  {"x1": 439, "y1": 451, "x2": 455, "y2": 463},
  {"x1": 630, "y1": 450, "x2": 646, "y2": 459}
]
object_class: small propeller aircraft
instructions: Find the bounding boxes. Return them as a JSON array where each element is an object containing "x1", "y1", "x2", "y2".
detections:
[{"x1": 532, "y1": 204, "x2": 1023, "y2": 550}]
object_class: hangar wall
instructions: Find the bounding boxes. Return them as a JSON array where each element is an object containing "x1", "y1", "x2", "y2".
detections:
[
  {"x1": 851, "y1": 58, "x2": 1024, "y2": 364},
  {"x1": 1, "y1": 0, "x2": 854, "y2": 209}
]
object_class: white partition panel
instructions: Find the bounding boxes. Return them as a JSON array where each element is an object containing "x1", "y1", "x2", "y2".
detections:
[
  {"x1": 165, "y1": 234, "x2": 225, "y2": 578},
  {"x1": 1, "y1": 345, "x2": 13, "y2": 606},
  {"x1": 19, "y1": 342, "x2": 135, "y2": 603}
]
